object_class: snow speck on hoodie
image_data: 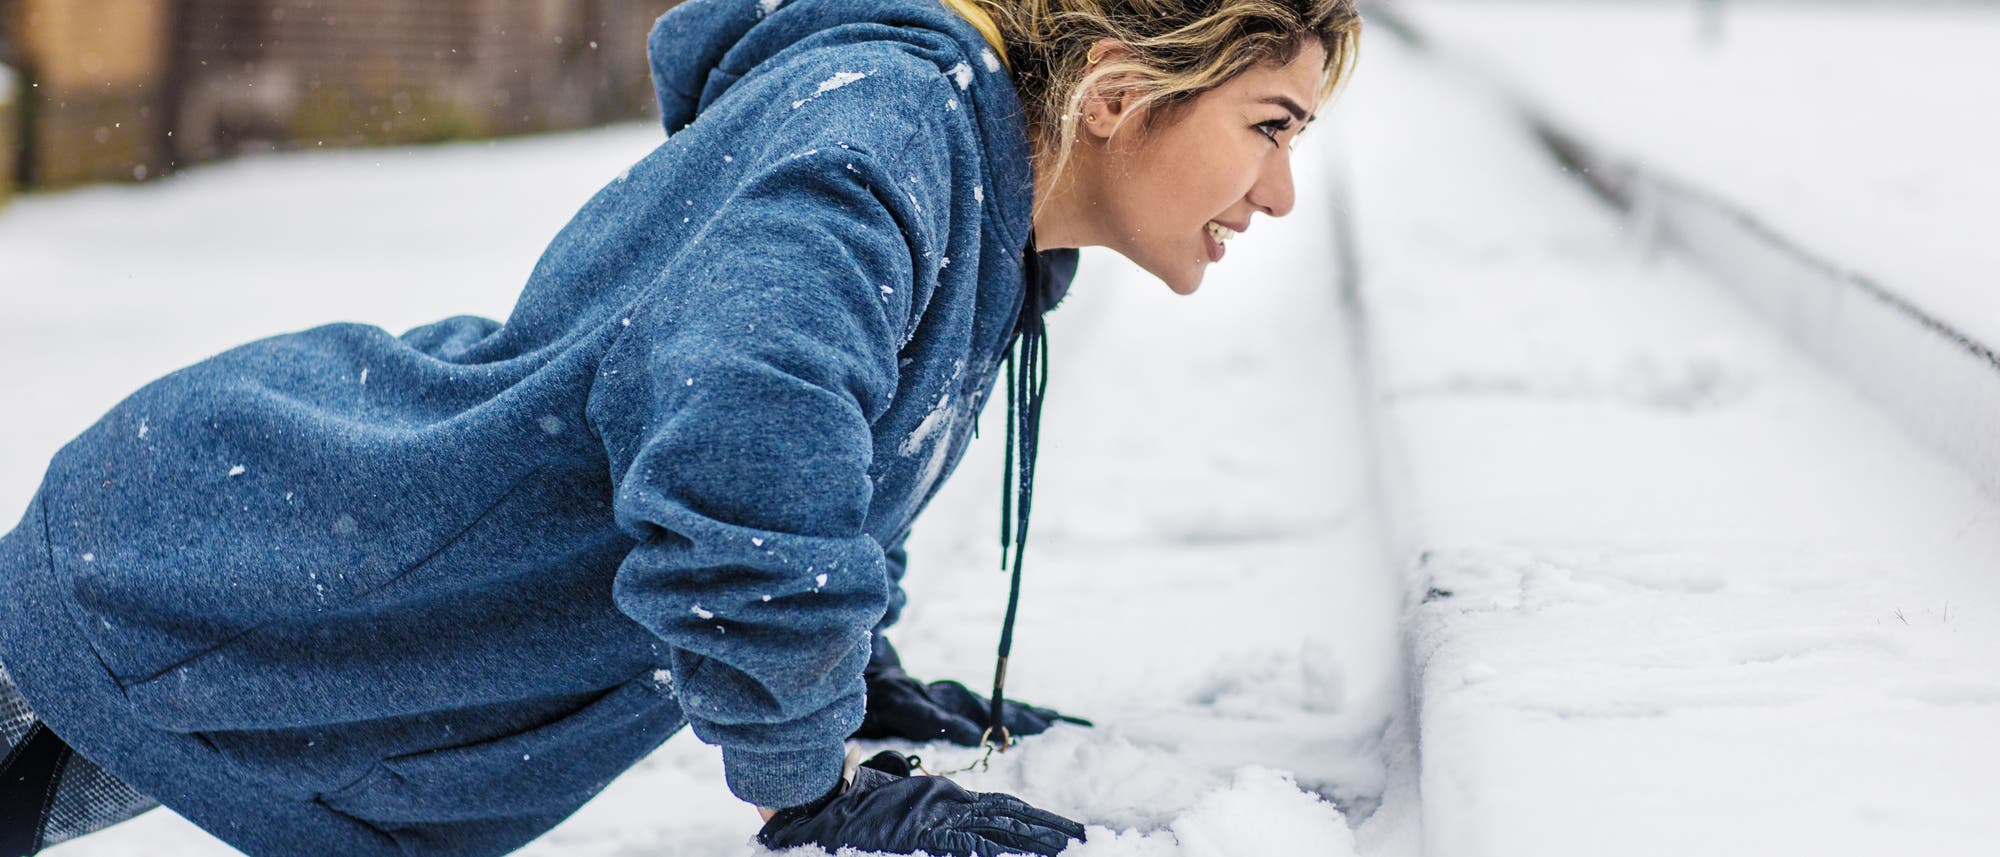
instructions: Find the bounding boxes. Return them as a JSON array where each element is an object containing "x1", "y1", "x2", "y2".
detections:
[{"x1": 793, "y1": 70, "x2": 871, "y2": 109}]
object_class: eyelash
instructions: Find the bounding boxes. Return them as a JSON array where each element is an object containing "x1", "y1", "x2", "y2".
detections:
[{"x1": 1256, "y1": 119, "x2": 1293, "y2": 147}]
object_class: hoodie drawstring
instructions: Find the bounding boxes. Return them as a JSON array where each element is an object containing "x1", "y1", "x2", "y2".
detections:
[{"x1": 985, "y1": 236, "x2": 1052, "y2": 752}]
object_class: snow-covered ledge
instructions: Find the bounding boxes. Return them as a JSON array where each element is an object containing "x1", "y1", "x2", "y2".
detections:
[
  {"x1": 1363, "y1": 2, "x2": 2000, "y2": 505},
  {"x1": 1532, "y1": 120, "x2": 2000, "y2": 505}
]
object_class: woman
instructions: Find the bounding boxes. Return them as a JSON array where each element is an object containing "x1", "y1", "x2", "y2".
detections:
[{"x1": 0, "y1": 0, "x2": 1359, "y2": 853}]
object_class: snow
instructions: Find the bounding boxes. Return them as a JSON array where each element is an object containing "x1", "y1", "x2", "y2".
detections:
[
  {"x1": 947, "y1": 61, "x2": 974, "y2": 90},
  {"x1": 1, "y1": 117, "x2": 1401, "y2": 853},
  {"x1": 813, "y1": 72, "x2": 867, "y2": 95},
  {"x1": 1399, "y1": 0, "x2": 2000, "y2": 351},
  {"x1": 1382, "y1": 2, "x2": 2000, "y2": 500},
  {"x1": 792, "y1": 72, "x2": 869, "y2": 109},
  {"x1": 34, "y1": 20, "x2": 1990, "y2": 855},
  {"x1": 1342, "y1": 33, "x2": 2000, "y2": 857}
]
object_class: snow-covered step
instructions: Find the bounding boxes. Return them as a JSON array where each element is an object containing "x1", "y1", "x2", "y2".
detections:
[
  {"x1": 1366, "y1": 0, "x2": 2000, "y2": 503},
  {"x1": 1339, "y1": 36, "x2": 2000, "y2": 857},
  {"x1": 1529, "y1": 120, "x2": 2000, "y2": 506}
]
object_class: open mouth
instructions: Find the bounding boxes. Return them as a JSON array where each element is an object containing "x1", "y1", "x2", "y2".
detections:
[{"x1": 1204, "y1": 220, "x2": 1238, "y2": 263}]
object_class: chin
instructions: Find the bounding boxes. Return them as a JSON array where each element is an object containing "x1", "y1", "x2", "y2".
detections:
[
  {"x1": 1142, "y1": 257, "x2": 1205, "y2": 296},
  {"x1": 1119, "y1": 244, "x2": 1206, "y2": 295},
  {"x1": 1161, "y1": 262, "x2": 1205, "y2": 295}
]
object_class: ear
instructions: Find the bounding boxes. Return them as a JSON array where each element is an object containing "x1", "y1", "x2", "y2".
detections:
[{"x1": 1076, "y1": 39, "x2": 1136, "y2": 142}]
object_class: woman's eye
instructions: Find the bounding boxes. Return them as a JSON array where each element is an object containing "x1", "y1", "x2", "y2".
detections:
[{"x1": 1255, "y1": 120, "x2": 1293, "y2": 146}]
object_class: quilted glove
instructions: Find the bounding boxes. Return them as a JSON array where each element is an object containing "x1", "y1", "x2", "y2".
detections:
[
  {"x1": 851, "y1": 635, "x2": 1091, "y2": 746},
  {"x1": 756, "y1": 751, "x2": 1086, "y2": 857}
]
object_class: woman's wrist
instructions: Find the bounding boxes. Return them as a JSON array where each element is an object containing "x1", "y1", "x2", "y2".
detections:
[{"x1": 753, "y1": 748, "x2": 859, "y2": 825}]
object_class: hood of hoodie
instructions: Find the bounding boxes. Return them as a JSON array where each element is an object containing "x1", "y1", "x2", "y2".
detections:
[
  {"x1": 649, "y1": 0, "x2": 1023, "y2": 249},
  {"x1": 646, "y1": 0, "x2": 1075, "y2": 307}
]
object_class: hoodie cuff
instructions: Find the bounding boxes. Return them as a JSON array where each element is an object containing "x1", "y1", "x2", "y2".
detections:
[{"x1": 723, "y1": 742, "x2": 847, "y2": 809}]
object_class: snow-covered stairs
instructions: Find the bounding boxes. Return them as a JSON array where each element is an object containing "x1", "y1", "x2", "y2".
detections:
[{"x1": 1340, "y1": 37, "x2": 2000, "y2": 857}]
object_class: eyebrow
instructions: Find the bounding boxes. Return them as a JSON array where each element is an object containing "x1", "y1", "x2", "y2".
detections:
[{"x1": 1259, "y1": 95, "x2": 1316, "y2": 125}]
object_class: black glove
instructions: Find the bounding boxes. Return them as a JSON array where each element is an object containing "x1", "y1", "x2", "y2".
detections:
[
  {"x1": 757, "y1": 751, "x2": 1086, "y2": 857},
  {"x1": 851, "y1": 635, "x2": 1091, "y2": 746}
]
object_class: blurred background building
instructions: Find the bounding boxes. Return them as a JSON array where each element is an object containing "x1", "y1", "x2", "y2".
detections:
[{"x1": 0, "y1": 0, "x2": 683, "y2": 195}]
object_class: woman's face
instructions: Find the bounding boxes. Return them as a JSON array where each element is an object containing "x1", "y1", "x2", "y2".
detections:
[{"x1": 1074, "y1": 41, "x2": 1328, "y2": 295}]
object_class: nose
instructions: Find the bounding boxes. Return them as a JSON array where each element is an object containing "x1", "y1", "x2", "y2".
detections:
[{"x1": 1248, "y1": 146, "x2": 1297, "y2": 219}]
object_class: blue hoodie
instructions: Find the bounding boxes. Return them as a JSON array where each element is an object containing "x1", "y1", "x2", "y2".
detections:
[{"x1": 0, "y1": 0, "x2": 1077, "y2": 852}]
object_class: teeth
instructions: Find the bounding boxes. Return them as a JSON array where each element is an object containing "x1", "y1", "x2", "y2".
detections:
[{"x1": 1206, "y1": 221, "x2": 1237, "y2": 243}]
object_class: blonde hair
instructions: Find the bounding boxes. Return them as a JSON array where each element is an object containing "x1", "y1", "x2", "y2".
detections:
[{"x1": 952, "y1": 0, "x2": 1362, "y2": 218}]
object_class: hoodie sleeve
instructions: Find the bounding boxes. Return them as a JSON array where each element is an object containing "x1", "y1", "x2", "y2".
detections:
[{"x1": 586, "y1": 118, "x2": 953, "y2": 809}]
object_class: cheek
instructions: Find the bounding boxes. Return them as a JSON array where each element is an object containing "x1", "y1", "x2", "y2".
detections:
[
  {"x1": 1110, "y1": 119, "x2": 1249, "y2": 246},
  {"x1": 1146, "y1": 135, "x2": 1253, "y2": 215},
  {"x1": 1108, "y1": 161, "x2": 1190, "y2": 242}
]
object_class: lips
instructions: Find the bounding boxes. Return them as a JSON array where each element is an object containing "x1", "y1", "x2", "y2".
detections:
[{"x1": 1203, "y1": 220, "x2": 1242, "y2": 263}]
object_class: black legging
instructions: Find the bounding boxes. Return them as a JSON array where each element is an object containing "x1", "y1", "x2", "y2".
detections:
[{"x1": 1, "y1": 661, "x2": 158, "y2": 855}]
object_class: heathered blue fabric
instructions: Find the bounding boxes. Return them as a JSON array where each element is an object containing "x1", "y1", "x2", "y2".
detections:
[{"x1": 0, "y1": 0, "x2": 1078, "y2": 853}]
